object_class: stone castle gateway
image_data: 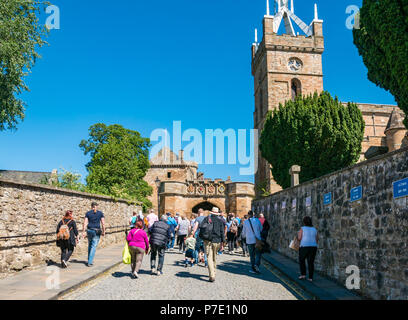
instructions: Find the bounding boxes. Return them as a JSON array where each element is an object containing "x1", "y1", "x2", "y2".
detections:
[{"x1": 144, "y1": 147, "x2": 255, "y2": 217}]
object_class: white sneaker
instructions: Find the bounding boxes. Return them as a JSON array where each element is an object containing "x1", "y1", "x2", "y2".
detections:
[
  {"x1": 151, "y1": 268, "x2": 157, "y2": 275},
  {"x1": 133, "y1": 272, "x2": 138, "y2": 279}
]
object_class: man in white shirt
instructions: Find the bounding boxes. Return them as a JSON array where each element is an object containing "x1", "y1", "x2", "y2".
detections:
[
  {"x1": 242, "y1": 211, "x2": 263, "y2": 274},
  {"x1": 146, "y1": 209, "x2": 159, "y2": 230}
]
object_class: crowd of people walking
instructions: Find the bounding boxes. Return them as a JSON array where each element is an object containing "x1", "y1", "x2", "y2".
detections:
[
  {"x1": 56, "y1": 203, "x2": 319, "y2": 283},
  {"x1": 123, "y1": 207, "x2": 274, "y2": 282}
]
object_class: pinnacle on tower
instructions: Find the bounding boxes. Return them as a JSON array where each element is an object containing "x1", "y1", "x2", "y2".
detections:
[{"x1": 269, "y1": 0, "x2": 322, "y2": 37}]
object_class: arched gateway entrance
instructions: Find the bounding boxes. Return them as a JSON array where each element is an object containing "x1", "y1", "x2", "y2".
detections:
[
  {"x1": 192, "y1": 202, "x2": 220, "y2": 213},
  {"x1": 146, "y1": 147, "x2": 254, "y2": 217}
]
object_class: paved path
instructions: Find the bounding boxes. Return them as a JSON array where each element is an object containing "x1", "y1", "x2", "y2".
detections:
[
  {"x1": 64, "y1": 247, "x2": 300, "y2": 300},
  {"x1": 0, "y1": 244, "x2": 124, "y2": 300},
  {"x1": 262, "y1": 251, "x2": 361, "y2": 300}
]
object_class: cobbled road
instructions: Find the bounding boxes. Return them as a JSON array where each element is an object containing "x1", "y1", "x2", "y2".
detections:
[{"x1": 65, "y1": 247, "x2": 300, "y2": 300}]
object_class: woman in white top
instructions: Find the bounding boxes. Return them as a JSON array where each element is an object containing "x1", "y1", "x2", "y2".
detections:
[{"x1": 297, "y1": 216, "x2": 319, "y2": 282}]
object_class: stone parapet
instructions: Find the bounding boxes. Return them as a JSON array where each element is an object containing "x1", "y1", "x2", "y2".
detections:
[
  {"x1": 0, "y1": 178, "x2": 141, "y2": 278},
  {"x1": 252, "y1": 147, "x2": 408, "y2": 300}
]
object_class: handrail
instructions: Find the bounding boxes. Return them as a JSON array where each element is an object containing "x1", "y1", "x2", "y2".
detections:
[{"x1": 0, "y1": 225, "x2": 130, "y2": 241}]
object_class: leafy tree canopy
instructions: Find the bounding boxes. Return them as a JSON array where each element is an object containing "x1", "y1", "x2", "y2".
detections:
[
  {"x1": 80, "y1": 123, "x2": 152, "y2": 210},
  {"x1": 43, "y1": 168, "x2": 86, "y2": 192},
  {"x1": 0, "y1": 0, "x2": 48, "y2": 130},
  {"x1": 353, "y1": 0, "x2": 408, "y2": 127},
  {"x1": 260, "y1": 91, "x2": 365, "y2": 189}
]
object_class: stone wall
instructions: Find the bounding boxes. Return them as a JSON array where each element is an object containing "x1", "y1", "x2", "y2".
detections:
[
  {"x1": 252, "y1": 147, "x2": 408, "y2": 300},
  {"x1": 0, "y1": 179, "x2": 141, "y2": 279}
]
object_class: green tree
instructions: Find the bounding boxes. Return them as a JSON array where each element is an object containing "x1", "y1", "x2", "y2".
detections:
[
  {"x1": 79, "y1": 123, "x2": 152, "y2": 209},
  {"x1": 353, "y1": 0, "x2": 408, "y2": 127},
  {"x1": 0, "y1": 0, "x2": 49, "y2": 131},
  {"x1": 43, "y1": 168, "x2": 86, "y2": 192},
  {"x1": 260, "y1": 91, "x2": 365, "y2": 189}
]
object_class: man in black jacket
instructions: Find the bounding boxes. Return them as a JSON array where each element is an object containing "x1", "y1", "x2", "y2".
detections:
[
  {"x1": 149, "y1": 215, "x2": 171, "y2": 275},
  {"x1": 202, "y1": 207, "x2": 225, "y2": 282}
]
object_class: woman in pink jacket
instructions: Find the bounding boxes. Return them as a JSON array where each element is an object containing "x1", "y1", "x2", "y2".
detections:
[{"x1": 127, "y1": 220, "x2": 149, "y2": 279}]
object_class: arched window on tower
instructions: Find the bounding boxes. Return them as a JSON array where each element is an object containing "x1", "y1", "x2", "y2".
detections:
[{"x1": 291, "y1": 79, "x2": 302, "y2": 101}]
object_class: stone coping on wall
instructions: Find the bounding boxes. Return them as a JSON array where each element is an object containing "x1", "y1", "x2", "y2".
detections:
[
  {"x1": 150, "y1": 163, "x2": 198, "y2": 169},
  {"x1": 161, "y1": 180, "x2": 255, "y2": 186},
  {"x1": 0, "y1": 178, "x2": 141, "y2": 206},
  {"x1": 257, "y1": 146, "x2": 408, "y2": 201}
]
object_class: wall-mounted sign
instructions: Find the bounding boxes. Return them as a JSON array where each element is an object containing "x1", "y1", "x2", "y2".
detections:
[
  {"x1": 267, "y1": 204, "x2": 271, "y2": 213},
  {"x1": 350, "y1": 186, "x2": 363, "y2": 202},
  {"x1": 274, "y1": 203, "x2": 278, "y2": 211},
  {"x1": 292, "y1": 198, "x2": 297, "y2": 209},
  {"x1": 393, "y1": 177, "x2": 408, "y2": 199},
  {"x1": 323, "y1": 192, "x2": 332, "y2": 205},
  {"x1": 282, "y1": 201, "x2": 286, "y2": 209},
  {"x1": 306, "y1": 196, "x2": 312, "y2": 207}
]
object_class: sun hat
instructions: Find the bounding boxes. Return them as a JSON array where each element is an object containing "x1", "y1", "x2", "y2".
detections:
[{"x1": 211, "y1": 207, "x2": 220, "y2": 215}]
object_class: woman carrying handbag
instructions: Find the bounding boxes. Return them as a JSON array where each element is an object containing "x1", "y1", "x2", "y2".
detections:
[{"x1": 296, "y1": 216, "x2": 319, "y2": 282}]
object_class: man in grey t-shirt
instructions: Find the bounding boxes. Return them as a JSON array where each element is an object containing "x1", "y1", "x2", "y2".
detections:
[{"x1": 176, "y1": 216, "x2": 190, "y2": 253}]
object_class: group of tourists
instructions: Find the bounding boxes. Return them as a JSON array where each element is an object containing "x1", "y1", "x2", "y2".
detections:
[
  {"x1": 55, "y1": 203, "x2": 319, "y2": 283},
  {"x1": 123, "y1": 207, "x2": 274, "y2": 282},
  {"x1": 56, "y1": 202, "x2": 105, "y2": 268}
]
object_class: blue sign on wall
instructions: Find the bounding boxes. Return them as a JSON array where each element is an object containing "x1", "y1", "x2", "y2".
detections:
[
  {"x1": 350, "y1": 186, "x2": 363, "y2": 202},
  {"x1": 323, "y1": 192, "x2": 332, "y2": 205},
  {"x1": 393, "y1": 178, "x2": 408, "y2": 199}
]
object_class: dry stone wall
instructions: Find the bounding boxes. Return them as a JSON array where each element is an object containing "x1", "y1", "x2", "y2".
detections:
[
  {"x1": 253, "y1": 147, "x2": 408, "y2": 300},
  {"x1": 0, "y1": 179, "x2": 141, "y2": 278}
]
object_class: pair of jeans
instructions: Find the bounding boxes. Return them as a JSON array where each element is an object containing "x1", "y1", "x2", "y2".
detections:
[
  {"x1": 87, "y1": 229, "x2": 100, "y2": 265},
  {"x1": 227, "y1": 232, "x2": 236, "y2": 252},
  {"x1": 194, "y1": 237, "x2": 207, "y2": 265},
  {"x1": 247, "y1": 244, "x2": 262, "y2": 269},
  {"x1": 150, "y1": 244, "x2": 166, "y2": 272},
  {"x1": 204, "y1": 241, "x2": 221, "y2": 279},
  {"x1": 129, "y1": 246, "x2": 145, "y2": 274},
  {"x1": 241, "y1": 238, "x2": 248, "y2": 255},
  {"x1": 60, "y1": 243, "x2": 74, "y2": 263},
  {"x1": 299, "y1": 246, "x2": 318, "y2": 279},
  {"x1": 167, "y1": 236, "x2": 175, "y2": 249},
  {"x1": 177, "y1": 234, "x2": 187, "y2": 252}
]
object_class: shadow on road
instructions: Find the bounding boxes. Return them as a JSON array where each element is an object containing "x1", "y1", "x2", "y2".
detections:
[
  {"x1": 69, "y1": 259, "x2": 88, "y2": 266},
  {"x1": 112, "y1": 271, "x2": 132, "y2": 278},
  {"x1": 112, "y1": 269, "x2": 152, "y2": 278},
  {"x1": 174, "y1": 271, "x2": 208, "y2": 282}
]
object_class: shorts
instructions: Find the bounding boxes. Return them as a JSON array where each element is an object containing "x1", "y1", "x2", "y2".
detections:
[{"x1": 185, "y1": 249, "x2": 195, "y2": 258}]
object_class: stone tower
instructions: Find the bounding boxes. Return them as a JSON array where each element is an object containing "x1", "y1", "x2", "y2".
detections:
[{"x1": 252, "y1": 0, "x2": 324, "y2": 196}]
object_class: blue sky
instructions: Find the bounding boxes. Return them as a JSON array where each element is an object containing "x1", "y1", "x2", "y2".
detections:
[{"x1": 0, "y1": 0, "x2": 396, "y2": 184}]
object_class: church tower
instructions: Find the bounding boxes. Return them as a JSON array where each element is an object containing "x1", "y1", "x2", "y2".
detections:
[{"x1": 252, "y1": 0, "x2": 324, "y2": 196}]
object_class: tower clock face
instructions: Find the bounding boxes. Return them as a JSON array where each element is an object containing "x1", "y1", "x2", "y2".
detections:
[{"x1": 288, "y1": 58, "x2": 303, "y2": 71}]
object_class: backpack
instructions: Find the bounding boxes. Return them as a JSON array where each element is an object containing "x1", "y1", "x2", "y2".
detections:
[
  {"x1": 230, "y1": 220, "x2": 238, "y2": 234},
  {"x1": 199, "y1": 216, "x2": 213, "y2": 241},
  {"x1": 57, "y1": 219, "x2": 72, "y2": 241}
]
